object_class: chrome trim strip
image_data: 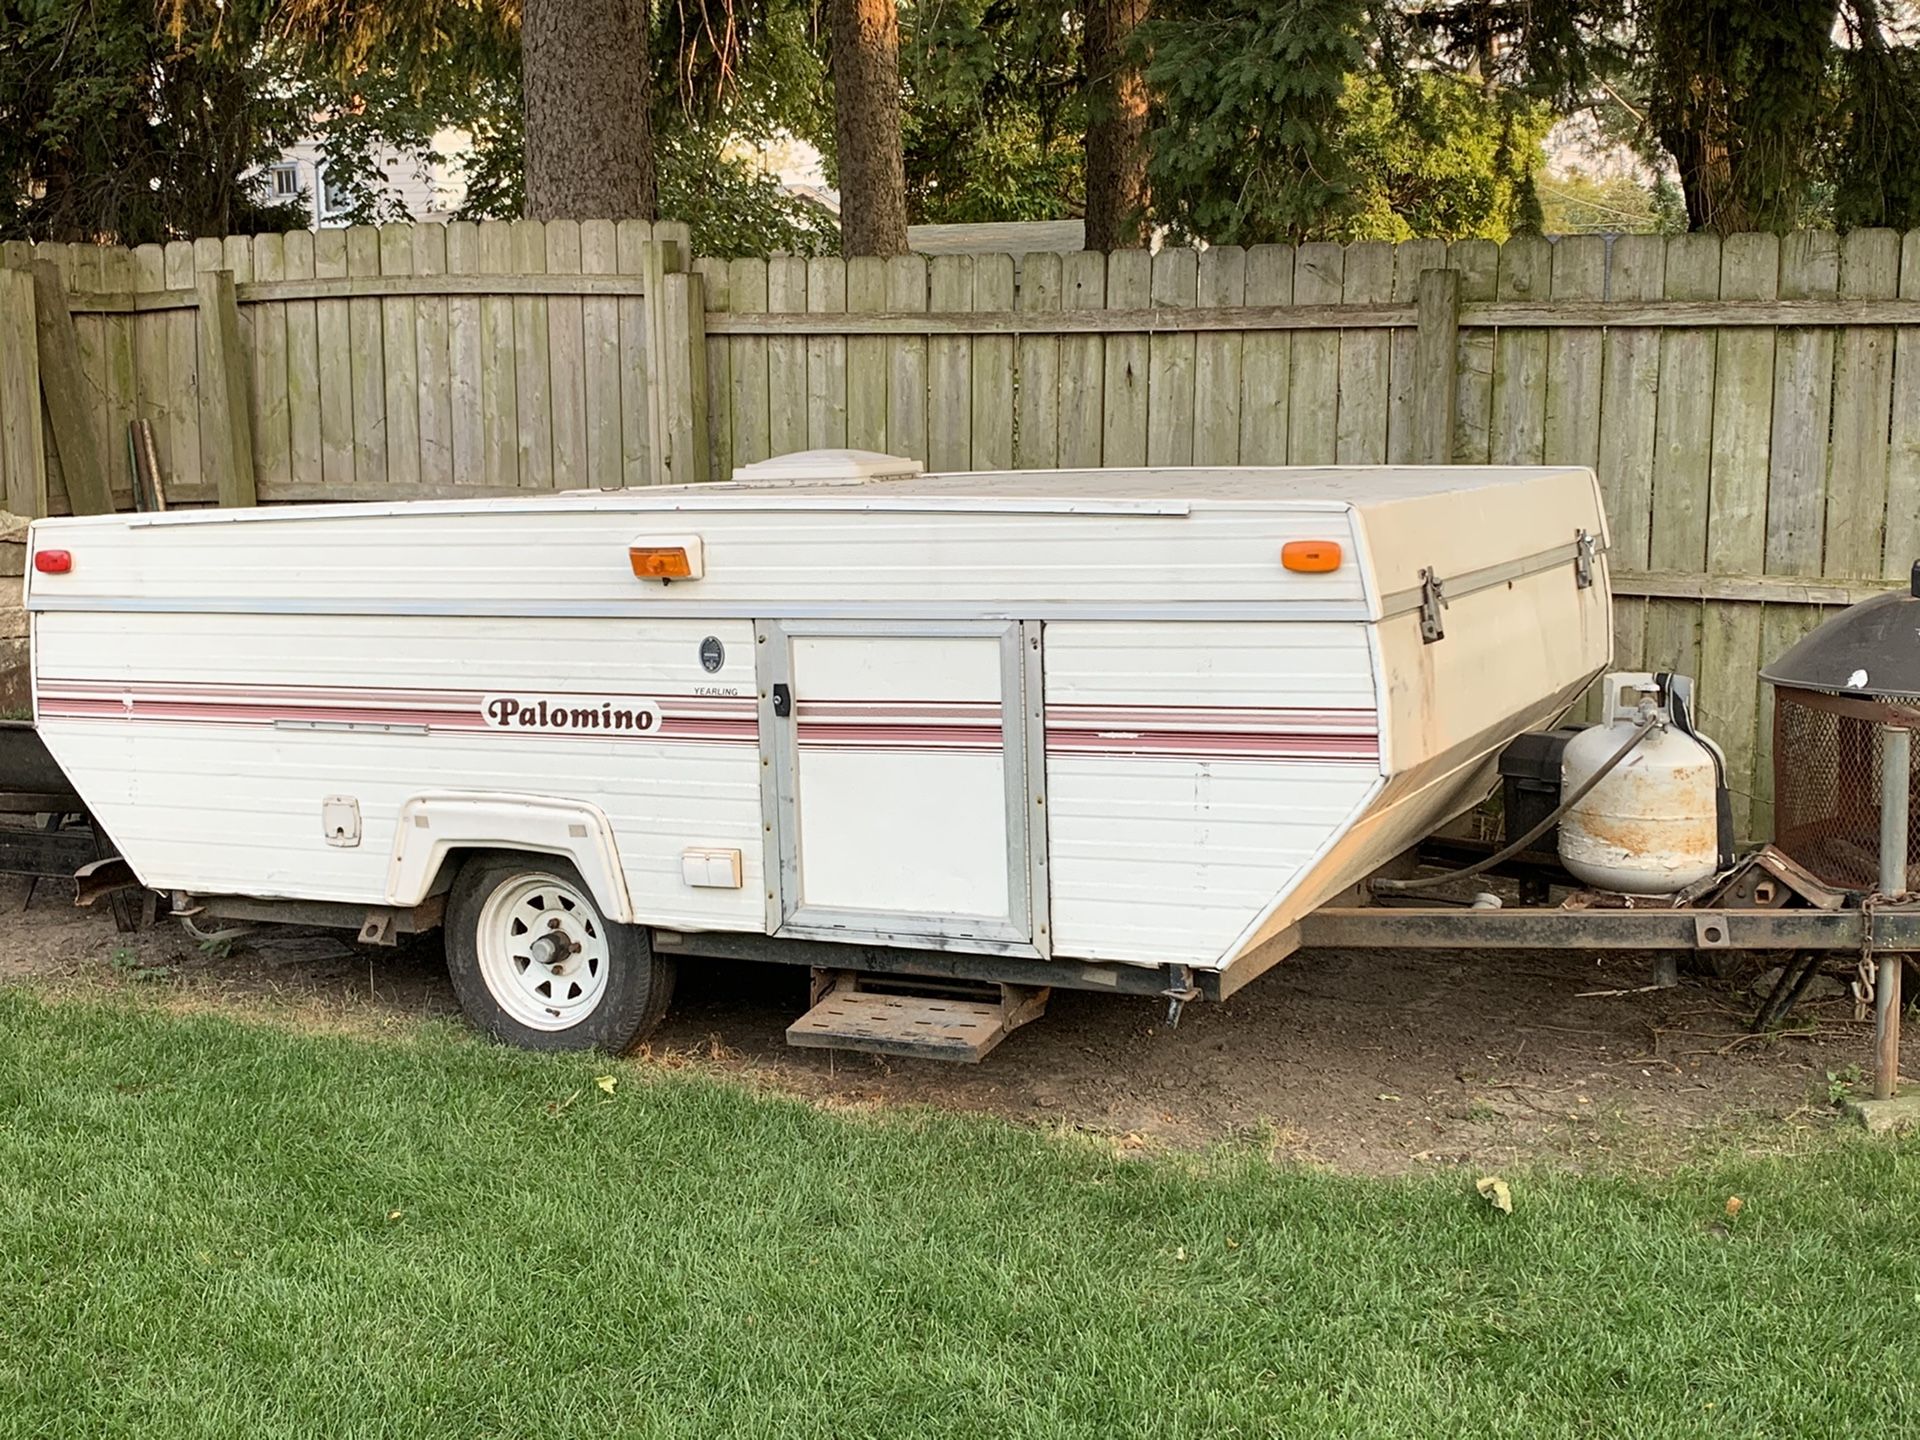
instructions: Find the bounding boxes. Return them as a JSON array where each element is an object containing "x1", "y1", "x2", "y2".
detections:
[
  {"x1": 1377, "y1": 536, "x2": 1610, "y2": 619},
  {"x1": 28, "y1": 596, "x2": 1376, "y2": 622}
]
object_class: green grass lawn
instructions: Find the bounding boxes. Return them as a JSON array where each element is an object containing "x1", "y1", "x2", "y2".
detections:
[{"x1": 0, "y1": 990, "x2": 1916, "y2": 1439}]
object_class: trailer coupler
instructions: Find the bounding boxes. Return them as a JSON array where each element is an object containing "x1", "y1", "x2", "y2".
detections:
[{"x1": 1161, "y1": 965, "x2": 1200, "y2": 1027}]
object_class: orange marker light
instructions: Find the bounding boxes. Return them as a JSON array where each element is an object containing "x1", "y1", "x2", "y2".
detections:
[
  {"x1": 1281, "y1": 540, "x2": 1342, "y2": 573},
  {"x1": 629, "y1": 546, "x2": 694, "y2": 580}
]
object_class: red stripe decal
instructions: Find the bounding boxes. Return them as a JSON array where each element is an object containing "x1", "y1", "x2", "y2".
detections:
[{"x1": 38, "y1": 682, "x2": 1379, "y2": 763}]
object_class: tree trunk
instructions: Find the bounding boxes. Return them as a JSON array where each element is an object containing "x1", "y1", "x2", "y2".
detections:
[
  {"x1": 522, "y1": 0, "x2": 656, "y2": 221},
  {"x1": 1083, "y1": 0, "x2": 1151, "y2": 251},
  {"x1": 830, "y1": 0, "x2": 910, "y2": 257},
  {"x1": 1660, "y1": 111, "x2": 1744, "y2": 233}
]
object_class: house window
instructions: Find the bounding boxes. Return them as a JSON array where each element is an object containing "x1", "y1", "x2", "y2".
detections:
[
  {"x1": 268, "y1": 164, "x2": 300, "y2": 199},
  {"x1": 316, "y1": 167, "x2": 351, "y2": 223}
]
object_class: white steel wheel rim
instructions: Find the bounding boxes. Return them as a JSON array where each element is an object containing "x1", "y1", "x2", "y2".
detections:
[{"x1": 475, "y1": 873, "x2": 613, "y2": 1031}]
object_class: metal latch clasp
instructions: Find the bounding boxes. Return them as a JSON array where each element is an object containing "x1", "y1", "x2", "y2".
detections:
[
  {"x1": 1417, "y1": 567, "x2": 1447, "y2": 644},
  {"x1": 1573, "y1": 529, "x2": 1597, "y2": 589}
]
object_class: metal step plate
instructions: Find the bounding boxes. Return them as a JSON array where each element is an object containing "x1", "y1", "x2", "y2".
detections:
[{"x1": 786, "y1": 989, "x2": 1014, "y2": 1063}]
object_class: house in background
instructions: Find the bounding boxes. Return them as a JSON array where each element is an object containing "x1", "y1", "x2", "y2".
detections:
[{"x1": 260, "y1": 130, "x2": 472, "y2": 228}]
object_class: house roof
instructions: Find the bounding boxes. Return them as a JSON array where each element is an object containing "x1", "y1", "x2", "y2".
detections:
[{"x1": 906, "y1": 220, "x2": 1087, "y2": 258}]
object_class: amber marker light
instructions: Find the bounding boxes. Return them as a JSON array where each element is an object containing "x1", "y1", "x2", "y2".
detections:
[
  {"x1": 628, "y1": 535, "x2": 704, "y2": 581},
  {"x1": 1281, "y1": 540, "x2": 1342, "y2": 573}
]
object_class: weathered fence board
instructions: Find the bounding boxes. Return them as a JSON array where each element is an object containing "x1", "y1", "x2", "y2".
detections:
[
  {"x1": 1290, "y1": 244, "x2": 1343, "y2": 464},
  {"x1": 1014, "y1": 251, "x2": 1059, "y2": 469},
  {"x1": 0, "y1": 268, "x2": 45, "y2": 518},
  {"x1": 1449, "y1": 239, "x2": 1498, "y2": 466},
  {"x1": 1060, "y1": 250, "x2": 1106, "y2": 469},
  {"x1": 804, "y1": 255, "x2": 848, "y2": 451},
  {"x1": 1147, "y1": 246, "x2": 1198, "y2": 466},
  {"x1": 971, "y1": 255, "x2": 1015, "y2": 470},
  {"x1": 932, "y1": 254, "x2": 976, "y2": 471},
  {"x1": 845, "y1": 256, "x2": 888, "y2": 456},
  {"x1": 767, "y1": 255, "x2": 809, "y2": 461},
  {"x1": 1387, "y1": 239, "x2": 1445, "y2": 464},
  {"x1": 1698, "y1": 231, "x2": 1779, "y2": 840},
  {"x1": 886, "y1": 253, "x2": 929, "y2": 464},
  {"x1": 1237, "y1": 245, "x2": 1291, "y2": 466}
]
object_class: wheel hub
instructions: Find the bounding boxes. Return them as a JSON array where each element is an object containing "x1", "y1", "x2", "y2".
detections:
[
  {"x1": 474, "y1": 874, "x2": 613, "y2": 1031},
  {"x1": 527, "y1": 930, "x2": 577, "y2": 969}
]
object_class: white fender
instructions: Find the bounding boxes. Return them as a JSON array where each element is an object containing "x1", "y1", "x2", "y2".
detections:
[{"x1": 384, "y1": 792, "x2": 636, "y2": 923}]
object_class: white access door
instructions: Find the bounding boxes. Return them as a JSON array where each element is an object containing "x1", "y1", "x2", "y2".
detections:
[{"x1": 761, "y1": 621, "x2": 1040, "y2": 950}]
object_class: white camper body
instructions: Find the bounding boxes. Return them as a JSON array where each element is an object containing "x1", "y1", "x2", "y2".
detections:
[{"x1": 27, "y1": 458, "x2": 1611, "y2": 1040}]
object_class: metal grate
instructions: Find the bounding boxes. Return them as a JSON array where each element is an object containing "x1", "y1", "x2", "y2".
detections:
[{"x1": 1772, "y1": 688, "x2": 1920, "y2": 890}]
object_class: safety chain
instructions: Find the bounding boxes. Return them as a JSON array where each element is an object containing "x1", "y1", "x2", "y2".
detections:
[{"x1": 1854, "y1": 892, "x2": 1907, "y2": 1022}]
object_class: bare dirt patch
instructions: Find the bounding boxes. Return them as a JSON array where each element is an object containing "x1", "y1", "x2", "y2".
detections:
[{"x1": 4, "y1": 883, "x2": 1893, "y2": 1173}]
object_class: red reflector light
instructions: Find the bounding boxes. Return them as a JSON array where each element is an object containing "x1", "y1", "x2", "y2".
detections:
[{"x1": 33, "y1": 550, "x2": 71, "y2": 574}]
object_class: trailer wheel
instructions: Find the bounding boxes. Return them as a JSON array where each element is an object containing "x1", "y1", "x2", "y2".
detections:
[{"x1": 446, "y1": 854, "x2": 674, "y2": 1053}]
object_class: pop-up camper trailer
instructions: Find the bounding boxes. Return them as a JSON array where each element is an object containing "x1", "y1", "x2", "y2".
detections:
[{"x1": 27, "y1": 454, "x2": 1611, "y2": 1058}]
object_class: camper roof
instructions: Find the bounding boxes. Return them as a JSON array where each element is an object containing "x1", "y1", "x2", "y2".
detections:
[{"x1": 708, "y1": 457, "x2": 1589, "y2": 508}]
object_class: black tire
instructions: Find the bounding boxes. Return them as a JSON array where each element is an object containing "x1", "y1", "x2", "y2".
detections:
[{"x1": 445, "y1": 852, "x2": 675, "y2": 1054}]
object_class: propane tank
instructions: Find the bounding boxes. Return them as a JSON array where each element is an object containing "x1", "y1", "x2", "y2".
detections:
[{"x1": 1558, "y1": 672, "x2": 1721, "y2": 895}]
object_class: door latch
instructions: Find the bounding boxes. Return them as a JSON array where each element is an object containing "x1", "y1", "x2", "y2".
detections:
[
  {"x1": 1417, "y1": 567, "x2": 1448, "y2": 644},
  {"x1": 771, "y1": 683, "x2": 792, "y2": 719},
  {"x1": 1573, "y1": 529, "x2": 1597, "y2": 589}
]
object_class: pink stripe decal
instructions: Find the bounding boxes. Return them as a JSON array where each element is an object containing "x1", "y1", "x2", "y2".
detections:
[
  {"x1": 38, "y1": 682, "x2": 1378, "y2": 764},
  {"x1": 38, "y1": 680, "x2": 760, "y2": 745}
]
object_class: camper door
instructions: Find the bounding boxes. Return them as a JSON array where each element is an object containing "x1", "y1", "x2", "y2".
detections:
[{"x1": 758, "y1": 620, "x2": 1045, "y2": 953}]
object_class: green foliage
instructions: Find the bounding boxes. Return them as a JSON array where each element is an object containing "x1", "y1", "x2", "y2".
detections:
[
  {"x1": 1332, "y1": 73, "x2": 1555, "y2": 242},
  {"x1": 1536, "y1": 169, "x2": 1689, "y2": 235},
  {"x1": 1141, "y1": 0, "x2": 1367, "y2": 245},
  {"x1": 1419, "y1": 0, "x2": 1920, "y2": 234},
  {"x1": 0, "y1": 0, "x2": 311, "y2": 242},
  {"x1": 448, "y1": 117, "x2": 838, "y2": 258},
  {"x1": 306, "y1": 0, "x2": 838, "y2": 257},
  {"x1": 430, "y1": 120, "x2": 837, "y2": 260},
  {"x1": 1140, "y1": 2, "x2": 1550, "y2": 245},
  {"x1": 899, "y1": 0, "x2": 1083, "y2": 224},
  {"x1": 1829, "y1": 36, "x2": 1920, "y2": 230},
  {"x1": 1640, "y1": 0, "x2": 1839, "y2": 230}
]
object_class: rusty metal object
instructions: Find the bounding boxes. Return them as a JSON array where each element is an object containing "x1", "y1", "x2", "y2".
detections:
[
  {"x1": 1771, "y1": 688, "x2": 1920, "y2": 892},
  {"x1": 1298, "y1": 904, "x2": 1920, "y2": 951},
  {"x1": 1560, "y1": 677, "x2": 1721, "y2": 896},
  {"x1": 73, "y1": 854, "x2": 138, "y2": 906},
  {"x1": 1708, "y1": 845, "x2": 1850, "y2": 911}
]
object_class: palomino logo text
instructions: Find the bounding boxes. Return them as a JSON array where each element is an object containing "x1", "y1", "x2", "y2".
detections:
[{"x1": 483, "y1": 695, "x2": 663, "y2": 734}]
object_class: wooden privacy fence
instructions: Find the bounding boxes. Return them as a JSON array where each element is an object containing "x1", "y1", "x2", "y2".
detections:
[
  {"x1": 0, "y1": 220, "x2": 705, "y2": 518},
  {"x1": 4, "y1": 222, "x2": 1920, "y2": 839}
]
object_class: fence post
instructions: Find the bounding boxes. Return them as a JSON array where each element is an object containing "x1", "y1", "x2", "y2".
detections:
[
  {"x1": 660, "y1": 270, "x2": 721, "y2": 491},
  {"x1": 29, "y1": 261, "x2": 112, "y2": 515},
  {"x1": 642, "y1": 234, "x2": 677, "y2": 486},
  {"x1": 648, "y1": 247, "x2": 710, "y2": 491},
  {"x1": 0, "y1": 267, "x2": 46, "y2": 518},
  {"x1": 195, "y1": 269, "x2": 257, "y2": 508},
  {"x1": 1413, "y1": 267, "x2": 1460, "y2": 465}
]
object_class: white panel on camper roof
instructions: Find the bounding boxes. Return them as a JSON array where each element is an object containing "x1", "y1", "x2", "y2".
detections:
[{"x1": 26, "y1": 506, "x2": 1371, "y2": 614}]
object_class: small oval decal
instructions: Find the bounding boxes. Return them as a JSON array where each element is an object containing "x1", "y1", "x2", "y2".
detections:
[{"x1": 700, "y1": 636, "x2": 726, "y2": 674}]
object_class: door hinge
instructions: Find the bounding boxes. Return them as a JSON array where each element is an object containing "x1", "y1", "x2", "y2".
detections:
[
  {"x1": 1574, "y1": 529, "x2": 1597, "y2": 589},
  {"x1": 1418, "y1": 567, "x2": 1448, "y2": 644}
]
